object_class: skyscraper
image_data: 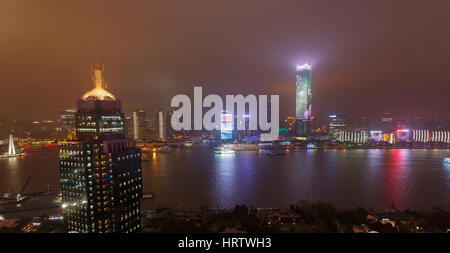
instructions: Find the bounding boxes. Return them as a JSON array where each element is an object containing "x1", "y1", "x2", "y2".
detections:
[
  {"x1": 132, "y1": 109, "x2": 147, "y2": 140},
  {"x1": 295, "y1": 63, "x2": 312, "y2": 136},
  {"x1": 328, "y1": 114, "x2": 347, "y2": 141},
  {"x1": 124, "y1": 116, "x2": 134, "y2": 139},
  {"x1": 59, "y1": 58, "x2": 142, "y2": 233},
  {"x1": 59, "y1": 109, "x2": 77, "y2": 140},
  {"x1": 380, "y1": 112, "x2": 394, "y2": 132},
  {"x1": 220, "y1": 112, "x2": 233, "y2": 140},
  {"x1": 166, "y1": 110, "x2": 176, "y2": 140},
  {"x1": 155, "y1": 110, "x2": 165, "y2": 141},
  {"x1": 8, "y1": 133, "x2": 16, "y2": 156}
]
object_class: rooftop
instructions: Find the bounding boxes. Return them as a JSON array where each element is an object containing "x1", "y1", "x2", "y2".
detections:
[{"x1": 82, "y1": 57, "x2": 116, "y2": 101}]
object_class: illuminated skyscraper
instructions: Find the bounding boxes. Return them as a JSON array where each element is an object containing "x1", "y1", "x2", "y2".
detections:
[
  {"x1": 166, "y1": 110, "x2": 176, "y2": 140},
  {"x1": 220, "y1": 112, "x2": 233, "y2": 140},
  {"x1": 59, "y1": 109, "x2": 77, "y2": 140},
  {"x1": 328, "y1": 114, "x2": 347, "y2": 141},
  {"x1": 295, "y1": 63, "x2": 312, "y2": 136},
  {"x1": 59, "y1": 57, "x2": 142, "y2": 233},
  {"x1": 8, "y1": 133, "x2": 15, "y2": 155},
  {"x1": 155, "y1": 110, "x2": 165, "y2": 141},
  {"x1": 381, "y1": 112, "x2": 394, "y2": 132},
  {"x1": 132, "y1": 109, "x2": 147, "y2": 140}
]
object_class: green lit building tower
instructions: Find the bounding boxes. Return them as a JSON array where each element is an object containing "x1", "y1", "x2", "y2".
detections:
[
  {"x1": 295, "y1": 63, "x2": 312, "y2": 136},
  {"x1": 59, "y1": 58, "x2": 142, "y2": 233}
]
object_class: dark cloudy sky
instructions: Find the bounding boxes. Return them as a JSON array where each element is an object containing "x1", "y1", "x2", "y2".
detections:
[{"x1": 1, "y1": 0, "x2": 449, "y2": 121}]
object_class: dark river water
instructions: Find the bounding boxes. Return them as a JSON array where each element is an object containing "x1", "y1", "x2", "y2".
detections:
[{"x1": 1, "y1": 148, "x2": 449, "y2": 213}]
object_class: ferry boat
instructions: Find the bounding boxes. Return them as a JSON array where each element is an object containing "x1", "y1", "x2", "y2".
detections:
[
  {"x1": 265, "y1": 150, "x2": 287, "y2": 156},
  {"x1": 261, "y1": 149, "x2": 286, "y2": 156},
  {"x1": 214, "y1": 148, "x2": 235, "y2": 154},
  {"x1": 0, "y1": 194, "x2": 29, "y2": 206},
  {"x1": 0, "y1": 153, "x2": 21, "y2": 159},
  {"x1": 142, "y1": 192, "x2": 155, "y2": 199}
]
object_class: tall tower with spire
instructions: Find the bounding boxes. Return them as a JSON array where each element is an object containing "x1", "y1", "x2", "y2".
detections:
[
  {"x1": 82, "y1": 57, "x2": 116, "y2": 101},
  {"x1": 59, "y1": 57, "x2": 142, "y2": 233},
  {"x1": 8, "y1": 133, "x2": 16, "y2": 156}
]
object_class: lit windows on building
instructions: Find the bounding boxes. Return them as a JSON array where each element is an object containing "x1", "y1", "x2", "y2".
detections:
[
  {"x1": 59, "y1": 57, "x2": 142, "y2": 233},
  {"x1": 328, "y1": 114, "x2": 347, "y2": 141},
  {"x1": 337, "y1": 130, "x2": 368, "y2": 143},
  {"x1": 295, "y1": 64, "x2": 312, "y2": 136},
  {"x1": 220, "y1": 113, "x2": 233, "y2": 140}
]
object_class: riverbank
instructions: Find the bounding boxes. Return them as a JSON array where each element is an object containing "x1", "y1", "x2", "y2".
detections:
[
  {"x1": 141, "y1": 202, "x2": 450, "y2": 233},
  {"x1": 1, "y1": 202, "x2": 449, "y2": 233}
]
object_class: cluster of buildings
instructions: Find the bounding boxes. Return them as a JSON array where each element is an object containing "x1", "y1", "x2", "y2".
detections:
[
  {"x1": 324, "y1": 113, "x2": 450, "y2": 145},
  {"x1": 59, "y1": 108, "x2": 169, "y2": 142},
  {"x1": 1, "y1": 61, "x2": 449, "y2": 148},
  {"x1": 0, "y1": 57, "x2": 448, "y2": 234}
]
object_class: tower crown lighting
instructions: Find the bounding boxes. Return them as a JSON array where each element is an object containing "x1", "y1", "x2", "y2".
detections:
[
  {"x1": 296, "y1": 63, "x2": 312, "y2": 71},
  {"x1": 81, "y1": 57, "x2": 116, "y2": 101}
]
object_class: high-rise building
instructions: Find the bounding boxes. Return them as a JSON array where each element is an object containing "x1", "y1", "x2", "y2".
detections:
[
  {"x1": 220, "y1": 112, "x2": 233, "y2": 140},
  {"x1": 282, "y1": 116, "x2": 296, "y2": 134},
  {"x1": 328, "y1": 114, "x2": 347, "y2": 141},
  {"x1": 295, "y1": 63, "x2": 312, "y2": 136},
  {"x1": 59, "y1": 58, "x2": 142, "y2": 233},
  {"x1": 132, "y1": 109, "x2": 147, "y2": 140},
  {"x1": 166, "y1": 110, "x2": 176, "y2": 140},
  {"x1": 155, "y1": 110, "x2": 165, "y2": 141},
  {"x1": 60, "y1": 109, "x2": 77, "y2": 129},
  {"x1": 59, "y1": 109, "x2": 77, "y2": 140},
  {"x1": 8, "y1": 133, "x2": 16, "y2": 155},
  {"x1": 380, "y1": 112, "x2": 395, "y2": 132},
  {"x1": 124, "y1": 116, "x2": 134, "y2": 139},
  {"x1": 381, "y1": 112, "x2": 393, "y2": 123}
]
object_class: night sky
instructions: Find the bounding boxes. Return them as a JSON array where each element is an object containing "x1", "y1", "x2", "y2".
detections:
[{"x1": 1, "y1": 0, "x2": 450, "y2": 121}]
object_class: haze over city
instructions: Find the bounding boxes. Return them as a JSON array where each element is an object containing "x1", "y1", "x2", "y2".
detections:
[{"x1": 1, "y1": 0, "x2": 450, "y2": 121}]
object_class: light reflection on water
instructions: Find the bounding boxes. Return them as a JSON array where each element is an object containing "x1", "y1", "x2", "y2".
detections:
[
  {"x1": 0, "y1": 148, "x2": 449, "y2": 211},
  {"x1": 213, "y1": 153, "x2": 239, "y2": 208},
  {"x1": 141, "y1": 148, "x2": 450, "y2": 211}
]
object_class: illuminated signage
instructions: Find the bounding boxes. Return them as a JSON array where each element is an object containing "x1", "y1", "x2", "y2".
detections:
[
  {"x1": 295, "y1": 63, "x2": 312, "y2": 120},
  {"x1": 370, "y1": 131, "x2": 383, "y2": 142},
  {"x1": 221, "y1": 113, "x2": 233, "y2": 140},
  {"x1": 396, "y1": 129, "x2": 410, "y2": 142}
]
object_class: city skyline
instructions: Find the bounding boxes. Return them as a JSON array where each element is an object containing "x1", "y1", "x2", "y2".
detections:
[
  {"x1": 1, "y1": 0, "x2": 450, "y2": 121},
  {"x1": 0, "y1": 1, "x2": 449, "y2": 239}
]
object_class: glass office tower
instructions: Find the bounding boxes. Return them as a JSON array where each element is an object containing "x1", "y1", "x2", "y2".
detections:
[{"x1": 295, "y1": 63, "x2": 312, "y2": 136}]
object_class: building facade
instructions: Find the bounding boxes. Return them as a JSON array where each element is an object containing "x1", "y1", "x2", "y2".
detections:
[
  {"x1": 59, "y1": 58, "x2": 142, "y2": 233},
  {"x1": 132, "y1": 109, "x2": 147, "y2": 140},
  {"x1": 328, "y1": 114, "x2": 347, "y2": 141},
  {"x1": 295, "y1": 64, "x2": 312, "y2": 136},
  {"x1": 155, "y1": 110, "x2": 165, "y2": 141},
  {"x1": 58, "y1": 109, "x2": 77, "y2": 139}
]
